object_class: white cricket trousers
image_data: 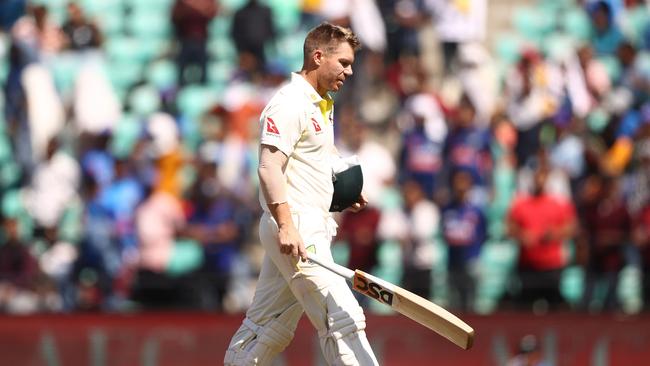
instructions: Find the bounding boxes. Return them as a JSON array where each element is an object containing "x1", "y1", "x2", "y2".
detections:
[{"x1": 224, "y1": 211, "x2": 378, "y2": 366}]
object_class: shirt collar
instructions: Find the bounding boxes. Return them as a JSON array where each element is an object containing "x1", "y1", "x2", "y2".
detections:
[{"x1": 291, "y1": 72, "x2": 332, "y2": 105}]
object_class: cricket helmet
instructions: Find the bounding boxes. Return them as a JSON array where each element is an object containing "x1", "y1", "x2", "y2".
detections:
[{"x1": 329, "y1": 165, "x2": 363, "y2": 212}]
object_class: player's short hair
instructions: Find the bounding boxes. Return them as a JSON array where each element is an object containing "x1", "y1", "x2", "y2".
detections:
[{"x1": 303, "y1": 22, "x2": 361, "y2": 58}]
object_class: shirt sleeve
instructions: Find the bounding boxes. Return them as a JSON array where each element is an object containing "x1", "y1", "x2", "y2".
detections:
[{"x1": 260, "y1": 101, "x2": 304, "y2": 158}]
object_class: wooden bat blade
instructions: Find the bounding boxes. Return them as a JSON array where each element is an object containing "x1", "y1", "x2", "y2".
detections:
[{"x1": 352, "y1": 270, "x2": 474, "y2": 350}]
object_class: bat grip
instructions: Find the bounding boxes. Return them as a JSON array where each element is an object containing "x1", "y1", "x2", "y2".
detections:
[{"x1": 306, "y1": 253, "x2": 355, "y2": 280}]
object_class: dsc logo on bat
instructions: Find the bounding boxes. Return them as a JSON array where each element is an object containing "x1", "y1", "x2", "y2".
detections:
[{"x1": 354, "y1": 275, "x2": 394, "y2": 305}]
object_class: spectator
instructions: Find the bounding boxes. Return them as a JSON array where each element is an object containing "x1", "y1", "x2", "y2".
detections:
[
  {"x1": 132, "y1": 187, "x2": 203, "y2": 309},
  {"x1": 518, "y1": 148, "x2": 572, "y2": 202},
  {"x1": 338, "y1": 115, "x2": 396, "y2": 205},
  {"x1": 74, "y1": 173, "x2": 125, "y2": 310},
  {"x1": 507, "y1": 164, "x2": 577, "y2": 311},
  {"x1": 398, "y1": 92, "x2": 446, "y2": 199},
  {"x1": 0, "y1": 216, "x2": 49, "y2": 314},
  {"x1": 183, "y1": 159, "x2": 248, "y2": 310},
  {"x1": 98, "y1": 158, "x2": 145, "y2": 255},
  {"x1": 440, "y1": 169, "x2": 486, "y2": 312},
  {"x1": 578, "y1": 172, "x2": 633, "y2": 311},
  {"x1": 171, "y1": 0, "x2": 217, "y2": 85},
  {"x1": 505, "y1": 49, "x2": 562, "y2": 167},
  {"x1": 24, "y1": 138, "x2": 80, "y2": 231},
  {"x1": 0, "y1": 0, "x2": 25, "y2": 31},
  {"x1": 378, "y1": 0, "x2": 427, "y2": 63},
  {"x1": 399, "y1": 179, "x2": 440, "y2": 299},
  {"x1": 442, "y1": 93, "x2": 492, "y2": 206},
  {"x1": 425, "y1": 0, "x2": 487, "y2": 73},
  {"x1": 61, "y1": 2, "x2": 102, "y2": 51},
  {"x1": 231, "y1": 0, "x2": 276, "y2": 75},
  {"x1": 632, "y1": 198, "x2": 650, "y2": 307},
  {"x1": 10, "y1": 4, "x2": 65, "y2": 59},
  {"x1": 21, "y1": 63, "x2": 65, "y2": 163},
  {"x1": 588, "y1": 0, "x2": 624, "y2": 56}
]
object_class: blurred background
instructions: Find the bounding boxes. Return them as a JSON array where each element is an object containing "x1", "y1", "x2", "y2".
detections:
[{"x1": 1, "y1": 0, "x2": 650, "y2": 365}]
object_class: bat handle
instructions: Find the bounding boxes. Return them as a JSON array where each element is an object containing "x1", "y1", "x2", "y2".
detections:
[{"x1": 306, "y1": 253, "x2": 355, "y2": 281}]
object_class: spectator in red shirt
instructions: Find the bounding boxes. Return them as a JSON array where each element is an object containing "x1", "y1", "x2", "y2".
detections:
[
  {"x1": 507, "y1": 164, "x2": 577, "y2": 310},
  {"x1": 171, "y1": 0, "x2": 217, "y2": 85}
]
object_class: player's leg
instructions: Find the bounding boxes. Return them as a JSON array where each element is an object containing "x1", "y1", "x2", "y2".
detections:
[
  {"x1": 224, "y1": 238, "x2": 304, "y2": 365},
  {"x1": 261, "y1": 212, "x2": 378, "y2": 366}
]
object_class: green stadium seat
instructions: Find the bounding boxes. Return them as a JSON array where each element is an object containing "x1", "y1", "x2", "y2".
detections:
[
  {"x1": 562, "y1": 6, "x2": 593, "y2": 42},
  {"x1": 559, "y1": 265, "x2": 584, "y2": 307},
  {"x1": 275, "y1": 32, "x2": 307, "y2": 70},
  {"x1": 543, "y1": 33, "x2": 576, "y2": 62},
  {"x1": 58, "y1": 199, "x2": 83, "y2": 243},
  {"x1": 127, "y1": 10, "x2": 173, "y2": 39},
  {"x1": 176, "y1": 85, "x2": 218, "y2": 119},
  {"x1": 618, "y1": 265, "x2": 643, "y2": 314},
  {"x1": 176, "y1": 85, "x2": 219, "y2": 151},
  {"x1": 110, "y1": 113, "x2": 143, "y2": 158},
  {"x1": 208, "y1": 37, "x2": 238, "y2": 63},
  {"x1": 475, "y1": 240, "x2": 518, "y2": 314},
  {"x1": 331, "y1": 241, "x2": 350, "y2": 267},
  {"x1": 125, "y1": 0, "x2": 174, "y2": 13},
  {"x1": 207, "y1": 61, "x2": 235, "y2": 85},
  {"x1": 266, "y1": 0, "x2": 300, "y2": 35},
  {"x1": 513, "y1": 6, "x2": 547, "y2": 44},
  {"x1": 146, "y1": 59, "x2": 178, "y2": 91},
  {"x1": 129, "y1": 84, "x2": 162, "y2": 117},
  {"x1": 106, "y1": 61, "x2": 144, "y2": 93},
  {"x1": 1, "y1": 190, "x2": 34, "y2": 242},
  {"x1": 167, "y1": 239, "x2": 204, "y2": 277},
  {"x1": 493, "y1": 33, "x2": 525, "y2": 65},
  {"x1": 535, "y1": 0, "x2": 574, "y2": 12},
  {"x1": 0, "y1": 161, "x2": 21, "y2": 189},
  {"x1": 49, "y1": 54, "x2": 83, "y2": 97},
  {"x1": 587, "y1": 107, "x2": 610, "y2": 133},
  {"x1": 106, "y1": 36, "x2": 141, "y2": 62},
  {"x1": 0, "y1": 134, "x2": 13, "y2": 165},
  {"x1": 369, "y1": 240, "x2": 403, "y2": 314},
  {"x1": 209, "y1": 16, "x2": 233, "y2": 39},
  {"x1": 1, "y1": 189, "x2": 23, "y2": 218},
  {"x1": 97, "y1": 12, "x2": 125, "y2": 36},
  {"x1": 620, "y1": 6, "x2": 650, "y2": 47},
  {"x1": 598, "y1": 56, "x2": 622, "y2": 84},
  {"x1": 78, "y1": 0, "x2": 124, "y2": 18}
]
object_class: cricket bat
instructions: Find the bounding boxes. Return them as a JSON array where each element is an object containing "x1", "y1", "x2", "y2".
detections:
[{"x1": 307, "y1": 253, "x2": 475, "y2": 350}]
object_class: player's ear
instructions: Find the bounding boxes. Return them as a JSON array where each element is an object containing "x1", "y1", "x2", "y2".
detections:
[{"x1": 313, "y1": 49, "x2": 323, "y2": 66}]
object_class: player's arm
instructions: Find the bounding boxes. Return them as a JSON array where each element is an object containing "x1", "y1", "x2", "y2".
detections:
[{"x1": 258, "y1": 144, "x2": 307, "y2": 261}]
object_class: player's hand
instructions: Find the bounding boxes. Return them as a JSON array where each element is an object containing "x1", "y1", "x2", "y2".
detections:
[
  {"x1": 348, "y1": 193, "x2": 368, "y2": 213},
  {"x1": 278, "y1": 224, "x2": 308, "y2": 261}
]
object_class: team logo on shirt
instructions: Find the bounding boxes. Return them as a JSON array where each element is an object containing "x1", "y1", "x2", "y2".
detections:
[
  {"x1": 266, "y1": 117, "x2": 280, "y2": 135},
  {"x1": 310, "y1": 118, "x2": 322, "y2": 133}
]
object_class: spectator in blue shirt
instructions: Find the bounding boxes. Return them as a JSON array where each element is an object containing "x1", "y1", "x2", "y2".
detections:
[
  {"x1": 443, "y1": 94, "x2": 492, "y2": 206},
  {"x1": 440, "y1": 168, "x2": 486, "y2": 311}
]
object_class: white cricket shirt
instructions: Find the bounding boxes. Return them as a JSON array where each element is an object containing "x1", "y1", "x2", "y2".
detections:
[{"x1": 259, "y1": 73, "x2": 335, "y2": 214}]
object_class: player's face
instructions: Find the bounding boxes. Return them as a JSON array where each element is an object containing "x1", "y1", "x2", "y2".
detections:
[{"x1": 319, "y1": 42, "x2": 354, "y2": 93}]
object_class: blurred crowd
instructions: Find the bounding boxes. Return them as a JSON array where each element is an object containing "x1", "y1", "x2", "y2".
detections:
[{"x1": 0, "y1": 0, "x2": 650, "y2": 316}]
